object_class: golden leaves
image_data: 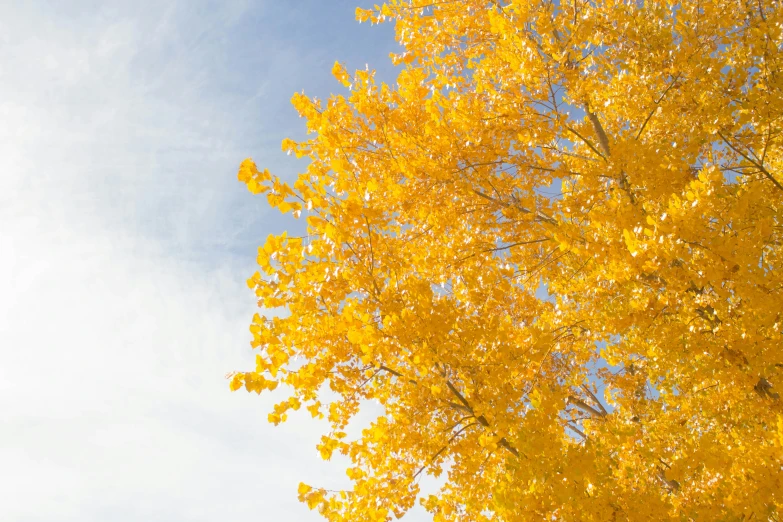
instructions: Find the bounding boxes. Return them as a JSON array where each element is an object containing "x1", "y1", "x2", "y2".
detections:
[
  {"x1": 622, "y1": 228, "x2": 639, "y2": 257},
  {"x1": 331, "y1": 61, "x2": 352, "y2": 88},
  {"x1": 237, "y1": 158, "x2": 270, "y2": 194},
  {"x1": 231, "y1": 1, "x2": 783, "y2": 520}
]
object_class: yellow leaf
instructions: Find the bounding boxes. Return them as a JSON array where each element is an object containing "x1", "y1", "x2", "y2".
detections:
[
  {"x1": 229, "y1": 373, "x2": 243, "y2": 391},
  {"x1": 529, "y1": 389, "x2": 542, "y2": 409},
  {"x1": 622, "y1": 229, "x2": 637, "y2": 255},
  {"x1": 331, "y1": 61, "x2": 351, "y2": 87}
]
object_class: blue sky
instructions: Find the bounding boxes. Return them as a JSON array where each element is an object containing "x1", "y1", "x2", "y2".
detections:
[{"x1": 0, "y1": 2, "x2": 431, "y2": 520}]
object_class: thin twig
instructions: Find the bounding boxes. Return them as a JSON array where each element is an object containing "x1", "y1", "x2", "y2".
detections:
[{"x1": 718, "y1": 130, "x2": 783, "y2": 192}]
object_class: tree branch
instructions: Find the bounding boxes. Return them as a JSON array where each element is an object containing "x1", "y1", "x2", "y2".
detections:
[
  {"x1": 718, "y1": 130, "x2": 783, "y2": 192},
  {"x1": 413, "y1": 422, "x2": 478, "y2": 479},
  {"x1": 635, "y1": 75, "x2": 681, "y2": 140},
  {"x1": 567, "y1": 395, "x2": 607, "y2": 418},
  {"x1": 566, "y1": 422, "x2": 586, "y2": 439},
  {"x1": 580, "y1": 384, "x2": 609, "y2": 416},
  {"x1": 566, "y1": 125, "x2": 607, "y2": 161},
  {"x1": 444, "y1": 380, "x2": 521, "y2": 458},
  {"x1": 585, "y1": 109, "x2": 611, "y2": 156}
]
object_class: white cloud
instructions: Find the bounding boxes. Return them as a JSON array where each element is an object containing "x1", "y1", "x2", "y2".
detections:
[
  {"x1": 0, "y1": 2, "x2": 328, "y2": 520},
  {"x1": 0, "y1": 196, "x2": 342, "y2": 520},
  {"x1": 0, "y1": 1, "x2": 433, "y2": 520}
]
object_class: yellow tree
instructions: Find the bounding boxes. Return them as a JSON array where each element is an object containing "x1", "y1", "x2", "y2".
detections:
[{"x1": 232, "y1": 1, "x2": 783, "y2": 520}]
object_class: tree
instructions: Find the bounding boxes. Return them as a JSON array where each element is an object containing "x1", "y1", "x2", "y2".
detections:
[{"x1": 231, "y1": 1, "x2": 783, "y2": 520}]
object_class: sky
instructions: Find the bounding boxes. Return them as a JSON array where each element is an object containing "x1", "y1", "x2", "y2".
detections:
[{"x1": 0, "y1": 1, "x2": 431, "y2": 520}]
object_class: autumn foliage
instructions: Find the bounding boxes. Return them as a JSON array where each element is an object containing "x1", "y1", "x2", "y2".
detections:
[{"x1": 232, "y1": 1, "x2": 783, "y2": 520}]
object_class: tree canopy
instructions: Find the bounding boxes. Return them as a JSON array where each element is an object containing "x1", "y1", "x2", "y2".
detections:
[{"x1": 231, "y1": 1, "x2": 783, "y2": 520}]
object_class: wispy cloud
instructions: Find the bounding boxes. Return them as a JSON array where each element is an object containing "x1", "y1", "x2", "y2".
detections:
[
  {"x1": 0, "y1": 0, "x2": 434, "y2": 519},
  {"x1": 0, "y1": 198, "x2": 343, "y2": 520},
  {"x1": 0, "y1": 1, "x2": 413, "y2": 520}
]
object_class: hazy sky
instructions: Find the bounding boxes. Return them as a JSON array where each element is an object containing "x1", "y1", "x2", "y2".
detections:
[{"x1": 0, "y1": 2, "x2": 431, "y2": 520}]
